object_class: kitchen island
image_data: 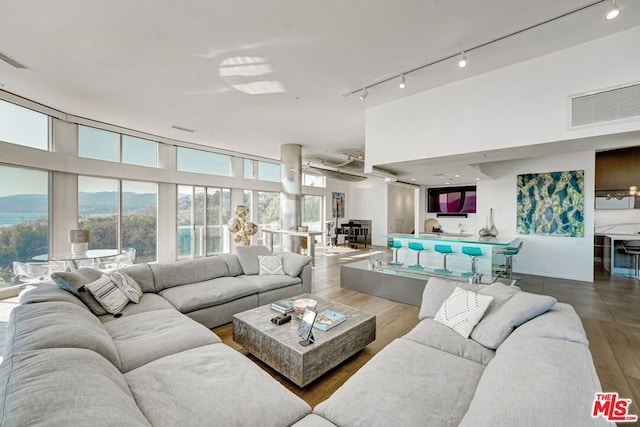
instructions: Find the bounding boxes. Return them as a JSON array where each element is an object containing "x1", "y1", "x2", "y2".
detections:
[{"x1": 383, "y1": 233, "x2": 520, "y2": 282}]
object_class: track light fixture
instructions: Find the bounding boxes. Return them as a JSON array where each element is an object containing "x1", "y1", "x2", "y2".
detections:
[
  {"x1": 606, "y1": 0, "x2": 621, "y2": 20},
  {"x1": 345, "y1": 0, "x2": 629, "y2": 100},
  {"x1": 359, "y1": 87, "x2": 369, "y2": 101},
  {"x1": 458, "y1": 52, "x2": 467, "y2": 68}
]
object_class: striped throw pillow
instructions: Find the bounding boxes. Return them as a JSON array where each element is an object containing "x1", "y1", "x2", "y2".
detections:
[
  {"x1": 110, "y1": 271, "x2": 143, "y2": 303},
  {"x1": 84, "y1": 274, "x2": 130, "y2": 315}
]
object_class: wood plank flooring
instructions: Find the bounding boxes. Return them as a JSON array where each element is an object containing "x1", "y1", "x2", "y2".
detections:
[{"x1": 0, "y1": 246, "x2": 639, "y2": 421}]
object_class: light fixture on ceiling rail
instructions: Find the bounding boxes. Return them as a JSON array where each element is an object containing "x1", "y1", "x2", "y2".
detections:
[
  {"x1": 359, "y1": 87, "x2": 369, "y2": 101},
  {"x1": 606, "y1": 0, "x2": 621, "y2": 20},
  {"x1": 344, "y1": 0, "x2": 618, "y2": 100},
  {"x1": 399, "y1": 74, "x2": 406, "y2": 89},
  {"x1": 629, "y1": 185, "x2": 638, "y2": 196},
  {"x1": 458, "y1": 52, "x2": 467, "y2": 68}
]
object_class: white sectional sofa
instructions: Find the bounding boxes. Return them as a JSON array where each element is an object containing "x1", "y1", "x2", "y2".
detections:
[
  {"x1": 294, "y1": 277, "x2": 611, "y2": 427},
  {"x1": 0, "y1": 247, "x2": 313, "y2": 426}
]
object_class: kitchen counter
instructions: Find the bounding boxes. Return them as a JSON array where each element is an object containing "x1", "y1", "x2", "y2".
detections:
[{"x1": 384, "y1": 233, "x2": 520, "y2": 282}]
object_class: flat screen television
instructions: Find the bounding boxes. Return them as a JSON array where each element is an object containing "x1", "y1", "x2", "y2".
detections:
[{"x1": 427, "y1": 186, "x2": 476, "y2": 213}]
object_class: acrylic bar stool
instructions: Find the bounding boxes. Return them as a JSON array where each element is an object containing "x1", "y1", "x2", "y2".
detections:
[
  {"x1": 462, "y1": 246, "x2": 483, "y2": 283},
  {"x1": 497, "y1": 241, "x2": 523, "y2": 282},
  {"x1": 408, "y1": 242, "x2": 426, "y2": 270},
  {"x1": 388, "y1": 240, "x2": 403, "y2": 266},
  {"x1": 434, "y1": 244, "x2": 453, "y2": 274}
]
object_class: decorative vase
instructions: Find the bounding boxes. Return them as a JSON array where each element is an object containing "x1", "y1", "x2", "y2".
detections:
[{"x1": 488, "y1": 208, "x2": 499, "y2": 237}]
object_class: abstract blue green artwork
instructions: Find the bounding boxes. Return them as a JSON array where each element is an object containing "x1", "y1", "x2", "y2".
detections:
[{"x1": 516, "y1": 170, "x2": 584, "y2": 237}]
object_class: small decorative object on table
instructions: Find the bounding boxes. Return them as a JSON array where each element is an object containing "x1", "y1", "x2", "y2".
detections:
[
  {"x1": 478, "y1": 208, "x2": 499, "y2": 237},
  {"x1": 271, "y1": 298, "x2": 294, "y2": 314},
  {"x1": 313, "y1": 309, "x2": 346, "y2": 331},
  {"x1": 293, "y1": 298, "x2": 317, "y2": 318}
]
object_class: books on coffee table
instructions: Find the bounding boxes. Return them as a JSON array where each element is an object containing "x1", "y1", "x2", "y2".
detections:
[
  {"x1": 313, "y1": 309, "x2": 346, "y2": 331},
  {"x1": 271, "y1": 298, "x2": 294, "y2": 313}
]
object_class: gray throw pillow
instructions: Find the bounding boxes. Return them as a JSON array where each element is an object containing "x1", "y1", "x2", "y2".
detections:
[
  {"x1": 470, "y1": 283, "x2": 557, "y2": 349},
  {"x1": 277, "y1": 252, "x2": 312, "y2": 277},
  {"x1": 51, "y1": 268, "x2": 107, "y2": 315},
  {"x1": 418, "y1": 277, "x2": 482, "y2": 321},
  {"x1": 258, "y1": 255, "x2": 285, "y2": 275},
  {"x1": 235, "y1": 245, "x2": 271, "y2": 275}
]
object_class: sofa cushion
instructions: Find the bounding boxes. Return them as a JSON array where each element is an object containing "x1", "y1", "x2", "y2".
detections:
[
  {"x1": 159, "y1": 277, "x2": 258, "y2": 313},
  {"x1": 501, "y1": 302, "x2": 589, "y2": 348},
  {"x1": 125, "y1": 344, "x2": 311, "y2": 427},
  {"x1": 85, "y1": 274, "x2": 130, "y2": 315},
  {"x1": 150, "y1": 257, "x2": 230, "y2": 291},
  {"x1": 50, "y1": 267, "x2": 107, "y2": 315},
  {"x1": 418, "y1": 277, "x2": 482, "y2": 320},
  {"x1": 5, "y1": 301, "x2": 121, "y2": 369},
  {"x1": 116, "y1": 263, "x2": 156, "y2": 293},
  {"x1": 470, "y1": 283, "x2": 557, "y2": 349},
  {"x1": 103, "y1": 309, "x2": 221, "y2": 372},
  {"x1": 239, "y1": 274, "x2": 302, "y2": 293},
  {"x1": 434, "y1": 287, "x2": 493, "y2": 338},
  {"x1": 258, "y1": 254, "x2": 285, "y2": 275},
  {"x1": 459, "y1": 337, "x2": 605, "y2": 427},
  {"x1": 98, "y1": 293, "x2": 176, "y2": 323},
  {"x1": 0, "y1": 348, "x2": 150, "y2": 427},
  {"x1": 277, "y1": 251, "x2": 313, "y2": 277},
  {"x1": 292, "y1": 414, "x2": 338, "y2": 427},
  {"x1": 19, "y1": 284, "x2": 89, "y2": 311},
  {"x1": 402, "y1": 319, "x2": 495, "y2": 366},
  {"x1": 236, "y1": 245, "x2": 271, "y2": 275},
  {"x1": 314, "y1": 339, "x2": 484, "y2": 427},
  {"x1": 220, "y1": 253, "x2": 244, "y2": 276},
  {"x1": 110, "y1": 271, "x2": 143, "y2": 303}
]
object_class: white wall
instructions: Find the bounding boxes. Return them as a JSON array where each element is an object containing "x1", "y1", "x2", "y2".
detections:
[
  {"x1": 477, "y1": 150, "x2": 595, "y2": 282},
  {"x1": 387, "y1": 184, "x2": 415, "y2": 233},
  {"x1": 365, "y1": 26, "x2": 640, "y2": 169},
  {"x1": 348, "y1": 177, "x2": 388, "y2": 246}
]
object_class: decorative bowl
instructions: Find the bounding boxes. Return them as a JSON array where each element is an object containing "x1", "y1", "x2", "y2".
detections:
[{"x1": 293, "y1": 298, "x2": 317, "y2": 317}]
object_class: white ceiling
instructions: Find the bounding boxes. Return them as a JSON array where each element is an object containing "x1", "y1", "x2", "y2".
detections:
[{"x1": 1, "y1": 0, "x2": 639, "y2": 183}]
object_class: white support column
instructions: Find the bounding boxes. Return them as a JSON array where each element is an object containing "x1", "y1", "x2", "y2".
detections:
[{"x1": 281, "y1": 144, "x2": 302, "y2": 253}]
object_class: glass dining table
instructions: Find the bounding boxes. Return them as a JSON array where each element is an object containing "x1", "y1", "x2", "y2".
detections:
[{"x1": 33, "y1": 249, "x2": 121, "y2": 270}]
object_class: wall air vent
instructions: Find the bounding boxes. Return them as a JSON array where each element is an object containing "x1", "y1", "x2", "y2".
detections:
[
  {"x1": 0, "y1": 50, "x2": 29, "y2": 69},
  {"x1": 571, "y1": 82, "x2": 640, "y2": 127},
  {"x1": 171, "y1": 125, "x2": 195, "y2": 133}
]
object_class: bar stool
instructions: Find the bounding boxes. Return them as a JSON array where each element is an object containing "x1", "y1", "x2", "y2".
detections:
[
  {"x1": 497, "y1": 241, "x2": 523, "y2": 282},
  {"x1": 388, "y1": 240, "x2": 403, "y2": 266},
  {"x1": 434, "y1": 244, "x2": 453, "y2": 274},
  {"x1": 408, "y1": 242, "x2": 426, "y2": 270},
  {"x1": 462, "y1": 246, "x2": 483, "y2": 283},
  {"x1": 621, "y1": 241, "x2": 640, "y2": 280}
]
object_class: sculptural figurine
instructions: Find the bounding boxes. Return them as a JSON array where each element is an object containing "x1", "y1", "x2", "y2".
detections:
[{"x1": 227, "y1": 204, "x2": 258, "y2": 246}]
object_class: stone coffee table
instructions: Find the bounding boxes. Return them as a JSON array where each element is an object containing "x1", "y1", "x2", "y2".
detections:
[{"x1": 232, "y1": 294, "x2": 376, "y2": 387}]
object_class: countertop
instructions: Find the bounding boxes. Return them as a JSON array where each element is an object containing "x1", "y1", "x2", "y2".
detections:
[{"x1": 385, "y1": 233, "x2": 519, "y2": 246}]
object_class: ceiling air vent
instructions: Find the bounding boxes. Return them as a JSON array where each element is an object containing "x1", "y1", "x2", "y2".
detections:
[
  {"x1": 0, "y1": 50, "x2": 29, "y2": 69},
  {"x1": 571, "y1": 82, "x2": 640, "y2": 127}
]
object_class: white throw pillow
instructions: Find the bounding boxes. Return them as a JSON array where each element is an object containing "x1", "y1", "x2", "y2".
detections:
[
  {"x1": 110, "y1": 271, "x2": 143, "y2": 304},
  {"x1": 434, "y1": 287, "x2": 494, "y2": 338},
  {"x1": 84, "y1": 274, "x2": 130, "y2": 315},
  {"x1": 258, "y1": 255, "x2": 284, "y2": 275}
]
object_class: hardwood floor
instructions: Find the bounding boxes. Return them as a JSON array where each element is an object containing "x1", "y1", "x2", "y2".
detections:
[{"x1": 0, "y1": 247, "x2": 639, "y2": 420}]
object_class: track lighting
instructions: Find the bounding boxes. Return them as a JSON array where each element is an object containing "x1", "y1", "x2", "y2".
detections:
[
  {"x1": 359, "y1": 87, "x2": 369, "y2": 101},
  {"x1": 458, "y1": 52, "x2": 467, "y2": 68},
  {"x1": 606, "y1": 0, "x2": 620, "y2": 20},
  {"x1": 399, "y1": 74, "x2": 406, "y2": 89}
]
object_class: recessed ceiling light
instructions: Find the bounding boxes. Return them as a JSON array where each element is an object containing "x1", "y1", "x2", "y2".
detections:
[
  {"x1": 411, "y1": 178, "x2": 416, "y2": 181},
  {"x1": 475, "y1": 177, "x2": 481, "y2": 181},
  {"x1": 454, "y1": 174, "x2": 461, "y2": 178},
  {"x1": 445, "y1": 182, "x2": 450, "y2": 185}
]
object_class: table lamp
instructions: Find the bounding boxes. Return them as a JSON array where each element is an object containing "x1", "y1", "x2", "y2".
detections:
[{"x1": 69, "y1": 229, "x2": 90, "y2": 256}]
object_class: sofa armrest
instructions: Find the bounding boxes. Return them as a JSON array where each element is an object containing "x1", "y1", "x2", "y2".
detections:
[{"x1": 299, "y1": 263, "x2": 312, "y2": 294}]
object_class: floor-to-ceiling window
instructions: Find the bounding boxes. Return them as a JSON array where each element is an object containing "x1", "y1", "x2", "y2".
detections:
[
  {"x1": 78, "y1": 176, "x2": 157, "y2": 262},
  {"x1": 302, "y1": 194, "x2": 324, "y2": 232},
  {"x1": 177, "y1": 185, "x2": 231, "y2": 258},
  {"x1": 257, "y1": 191, "x2": 281, "y2": 246},
  {"x1": 0, "y1": 165, "x2": 49, "y2": 286}
]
